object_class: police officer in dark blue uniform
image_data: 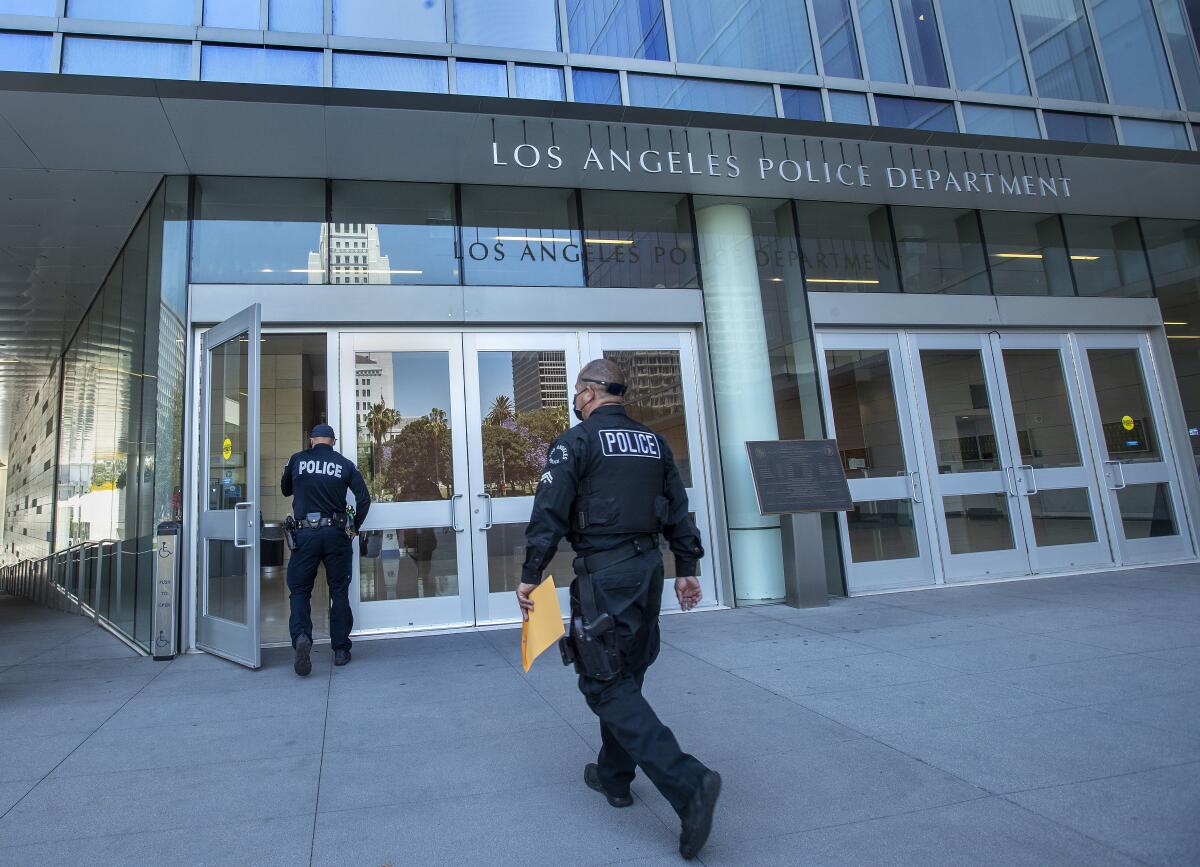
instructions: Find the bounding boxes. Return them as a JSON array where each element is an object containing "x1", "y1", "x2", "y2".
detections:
[
  {"x1": 281, "y1": 423, "x2": 371, "y2": 676},
  {"x1": 518, "y1": 359, "x2": 721, "y2": 861}
]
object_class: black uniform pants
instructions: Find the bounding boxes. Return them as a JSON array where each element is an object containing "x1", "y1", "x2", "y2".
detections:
[
  {"x1": 573, "y1": 549, "x2": 708, "y2": 816},
  {"x1": 287, "y1": 527, "x2": 353, "y2": 651}
]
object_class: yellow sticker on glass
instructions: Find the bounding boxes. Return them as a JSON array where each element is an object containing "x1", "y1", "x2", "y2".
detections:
[
  {"x1": 222, "y1": 437, "x2": 233, "y2": 461},
  {"x1": 1121, "y1": 415, "x2": 1135, "y2": 431}
]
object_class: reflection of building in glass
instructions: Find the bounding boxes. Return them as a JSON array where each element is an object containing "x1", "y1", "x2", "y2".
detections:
[
  {"x1": 608, "y1": 351, "x2": 683, "y2": 411},
  {"x1": 354, "y1": 352, "x2": 395, "y2": 431},
  {"x1": 309, "y1": 223, "x2": 391, "y2": 285},
  {"x1": 512, "y1": 351, "x2": 568, "y2": 413}
]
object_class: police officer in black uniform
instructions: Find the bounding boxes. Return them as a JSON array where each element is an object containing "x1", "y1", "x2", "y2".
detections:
[
  {"x1": 518, "y1": 359, "x2": 721, "y2": 861},
  {"x1": 281, "y1": 423, "x2": 371, "y2": 676}
]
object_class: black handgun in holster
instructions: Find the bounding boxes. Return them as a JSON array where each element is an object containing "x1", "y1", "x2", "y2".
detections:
[
  {"x1": 283, "y1": 515, "x2": 298, "y2": 551},
  {"x1": 558, "y1": 571, "x2": 621, "y2": 681}
]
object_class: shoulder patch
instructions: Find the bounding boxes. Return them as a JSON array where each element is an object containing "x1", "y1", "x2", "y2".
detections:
[
  {"x1": 547, "y1": 443, "x2": 570, "y2": 465},
  {"x1": 598, "y1": 429, "x2": 661, "y2": 459}
]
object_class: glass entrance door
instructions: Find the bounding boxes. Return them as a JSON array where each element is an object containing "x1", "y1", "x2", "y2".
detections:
[{"x1": 197, "y1": 305, "x2": 262, "y2": 668}]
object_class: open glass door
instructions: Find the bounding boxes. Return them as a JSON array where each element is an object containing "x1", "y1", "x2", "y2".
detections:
[{"x1": 197, "y1": 305, "x2": 262, "y2": 668}]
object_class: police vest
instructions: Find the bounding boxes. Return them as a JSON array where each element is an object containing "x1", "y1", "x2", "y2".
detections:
[{"x1": 572, "y1": 416, "x2": 669, "y2": 537}]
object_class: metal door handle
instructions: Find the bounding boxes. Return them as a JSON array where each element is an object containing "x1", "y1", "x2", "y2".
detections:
[
  {"x1": 1005, "y1": 466, "x2": 1019, "y2": 497},
  {"x1": 476, "y1": 493, "x2": 493, "y2": 531},
  {"x1": 233, "y1": 501, "x2": 253, "y2": 548},
  {"x1": 450, "y1": 493, "x2": 465, "y2": 533},
  {"x1": 1018, "y1": 465, "x2": 1038, "y2": 495},
  {"x1": 1103, "y1": 460, "x2": 1127, "y2": 490},
  {"x1": 908, "y1": 471, "x2": 922, "y2": 504}
]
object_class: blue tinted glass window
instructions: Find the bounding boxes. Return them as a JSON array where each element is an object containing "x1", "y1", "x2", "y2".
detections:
[
  {"x1": 201, "y1": 45, "x2": 321, "y2": 86},
  {"x1": 63, "y1": 36, "x2": 191, "y2": 79},
  {"x1": 514, "y1": 64, "x2": 564, "y2": 100},
  {"x1": 812, "y1": 0, "x2": 861, "y2": 78},
  {"x1": 672, "y1": 0, "x2": 815, "y2": 74},
  {"x1": 1155, "y1": 0, "x2": 1200, "y2": 110},
  {"x1": 961, "y1": 104, "x2": 1040, "y2": 138},
  {"x1": 1061, "y1": 215, "x2": 1151, "y2": 298},
  {"x1": 0, "y1": 1, "x2": 55, "y2": 13},
  {"x1": 269, "y1": 0, "x2": 322, "y2": 33},
  {"x1": 67, "y1": 0, "x2": 193, "y2": 25},
  {"x1": 456, "y1": 60, "x2": 507, "y2": 96},
  {"x1": 940, "y1": 0, "x2": 1028, "y2": 94},
  {"x1": 829, "y1": 90, "x2": 870, "y2": 123},
  {"x1": 333, "y1": 0, "x2": 446, "y2": 42},
  {"x1": 204, "y1": 0, "x2": 260, "y2": 28},
  {"x1": 895, "y1": 0, "x2": 947, "y2": 87},
  {"x1": 627, "y1": 74, "x2": 776, "y2": 116},
  {"x1": 1122, "y1": 118, "x2": 1190, "y2": 149},
  {"x1": 1012, "y1": 0, "x2": 1106, "y2": 103},
  {"x1": 333, "y1": 53, "x2": 448, "y2": 93},
  {"x1": 456, "y1": 0, "x2": 559, "y2": 50},
  {"x1": 572, "y1": 68, "x2": 621, "y2": 105},
  {"x1": 781, "y1": 87, "x2": 823, "y2": 121},
  {"x1": 874, "y1": 95, "x2": 956, "y2": 132},
  {"x1": 0, "y1": 31, "x2": 52, "y2": 72},
  {"x1": 566, "y1": 0, "x2": 668, "y2": 60},
  {"x1": 461, "y1": 186, "x2": 584, "y2": 287},
  {"x1": 1092, "y1": 0, "x2": 1178, "y2": 109},
  {"x1": 1043, "y1": 111, "x2": 1116, "y2": 144},
  {"x1": 855, "y1": 0, "x2": 905, "y2": 82}
]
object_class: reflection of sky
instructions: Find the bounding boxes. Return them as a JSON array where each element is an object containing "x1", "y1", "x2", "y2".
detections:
[
  {"x1": 478, "y1": 352, "x2": 515, "y2": 412},
  {"x1": 390, "y1": 352, "x2": 451, "y2": 417},
  {"x1": 192, "y1": 221, "x2": 322, "y2": 280},
  {"x1": 376, "y1": 225, "x2": 459, "y2": 283}
]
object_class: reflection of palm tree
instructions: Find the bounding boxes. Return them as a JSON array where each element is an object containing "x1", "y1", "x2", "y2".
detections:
[
  {"x1": 364, "y1": 400, "x2": 400, "y2": 476},
  {"x1": 427, "y1": 407, "x2": 448, "y2": 494},
  {"x1": 486, "y1": 395, "x2": 512, "y2": 426}
]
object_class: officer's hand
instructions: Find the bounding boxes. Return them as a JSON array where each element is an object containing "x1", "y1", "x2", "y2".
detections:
[
  {"x1": 516, "y1": 582, "x2": 538, "y2": 621},
  {"x1": 675, "y1": 576, "x2": 702, "y2": 611}
]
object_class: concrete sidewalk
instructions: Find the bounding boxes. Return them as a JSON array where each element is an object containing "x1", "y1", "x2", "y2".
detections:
[{"x1": 1, "y1": 565, "x2": 1199, "y2": 866}]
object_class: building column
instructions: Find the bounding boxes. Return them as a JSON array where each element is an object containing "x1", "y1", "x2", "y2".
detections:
[{"x1": 695, "y1": 203, "x2": 785, "y2": 601}]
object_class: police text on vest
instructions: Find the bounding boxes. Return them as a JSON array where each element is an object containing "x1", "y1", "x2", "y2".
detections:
[
  {"x1": 599, "y1": 430, "x2": 661, "y2": 459},
  {"x1": 298, "y1": 460, "x2": 343, "y2": 477}
]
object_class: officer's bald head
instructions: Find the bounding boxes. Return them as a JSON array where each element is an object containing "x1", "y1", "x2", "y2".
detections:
[{"x1": 577, "y1": 359, "x2": 626, "y2": 406}]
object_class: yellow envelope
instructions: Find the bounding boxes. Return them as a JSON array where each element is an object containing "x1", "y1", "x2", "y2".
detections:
[{"x1": 521, "y1": 575, "x2": 565, "y2": 672}]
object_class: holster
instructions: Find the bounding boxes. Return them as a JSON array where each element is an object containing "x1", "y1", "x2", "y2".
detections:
[
  {"x1": 283, "y1": 515, "x2": 299, "y2": 552},
  {"x1": 558, "y1": 569, "x2": 621, "y2": 681}
]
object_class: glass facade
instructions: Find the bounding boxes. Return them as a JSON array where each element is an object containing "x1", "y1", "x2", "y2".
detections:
[
  {"x1": 1012, "y1": 0, "x2": 1107, "y2": 103},
  {"x1": 566, "y1": 0, "x2": 668, "y2": 60},
  {"x1": 627, "y1": 74, "x2": 777, "y2": 116},
  {"x1": 63, "y1": 36, "x2": 191, "y2": 80},
  {"x1": 896, "y1": 0, "x2": 948, "y2": 87},
  {"x1": 1044, "y1": 111, "x2": 1117, "y2": 145},
  {"x1": 874, "y1": 96, "x2": 957, "y2": 132},
  {"x1": 572, "y1": 69, "x2": 621, "y2": 105},
  {"x1": 201, "y1": 45, "x2": 322, "y2": 86},
  {"x1": 781, "y1": 87, "x2": 824, "y2": 121},
  {"x1": 673, "y1": 0, "x2": 816, "y2": 74},
  {"x1": 1091, "y1": 0, "x2": 1178, "y2": 109},
  {"x1": 333, "y1": 0, "x2": 446, "y2": 42},
  {"x1": 961, "y1": 104, "x2": 1039, "y2": 139},
  {"x1": 0, "y1": 30, "x2": 52, "y2": 73},
  {"x1": 333, "y1": 53, "x2": 449, "y2": 94},
  {"x1": 940, "y1": 0, "x2": 1028, "y2": 95}
]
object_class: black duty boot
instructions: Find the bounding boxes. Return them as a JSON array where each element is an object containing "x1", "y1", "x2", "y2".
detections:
[
  {"x1": 584, "y1": 763, "x2": 633, "y2": 808},
  {"x1": 334, "y1": 648, "x2": 351, "y2": 667},
  {"x1": 293, "y1": 634, "x2": 313, "y2": 677},
  {"x1": 679, "y1": 770, "x2": 721, "y2": 860}
]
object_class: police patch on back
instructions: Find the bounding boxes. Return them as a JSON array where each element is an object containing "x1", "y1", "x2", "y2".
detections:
[{"x1": 598, "y1": 429, "x2": 661, "y2": 459}]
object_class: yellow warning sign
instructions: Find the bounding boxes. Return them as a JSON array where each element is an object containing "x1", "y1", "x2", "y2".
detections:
[
  {"x1": 1121, "y1": 415, "x2": 1135, "y2": 431},
  {"x1": 222, "y1": 437, "x2": 233, "y2": 461}
]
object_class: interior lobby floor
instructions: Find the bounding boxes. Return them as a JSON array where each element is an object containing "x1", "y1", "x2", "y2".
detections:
[{"x1": 1, "y1": 564, "x2": 1198, "y2": 866}]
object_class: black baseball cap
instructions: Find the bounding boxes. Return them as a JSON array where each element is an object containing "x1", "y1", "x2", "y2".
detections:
[{"x1": 310, "y1": 423, "x2": 336, "y2": 439}]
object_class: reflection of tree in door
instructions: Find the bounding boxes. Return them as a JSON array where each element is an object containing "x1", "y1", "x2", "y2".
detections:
[{"x1": 603, "y1": 350, "x2": 692, "y2": 486}]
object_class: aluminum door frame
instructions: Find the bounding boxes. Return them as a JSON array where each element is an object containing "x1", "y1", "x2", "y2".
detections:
[{"x1": 196, "y1": 304, "x2": 262, "y2": 669}]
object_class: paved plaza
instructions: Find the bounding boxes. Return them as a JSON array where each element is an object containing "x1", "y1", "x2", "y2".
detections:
[{"x1": 1, "y1": 564, "x2": 1199, "y2": 866}]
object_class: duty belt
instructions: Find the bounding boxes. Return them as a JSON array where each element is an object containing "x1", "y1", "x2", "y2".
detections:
[
  {"x1": 573, "y1": 534, "x2": 659, "y2": 576},
  {"x1": 297, "y1": 515, "x2": 344, "y2": 529}
]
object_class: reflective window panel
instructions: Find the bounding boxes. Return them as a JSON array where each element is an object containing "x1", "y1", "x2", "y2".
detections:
[
  {"x1": 855, "y1": 0, "x2": 906, "y2": 83},
  {"x1": 1061, "y1": 215, "x2": 1152, "y2": 298},
  {"x1": 486, "y1": 523, "x2": 574, "y2": 593},
  {"x1": 207, "y1": 335, "x2": 248, "y2": 511},
  {"x1": 456, "y1": 0, "x2": 559, "y2": 51},
  {"x1": 824, "y1": 349, "x2": 907, "y2": 478},
  {"x1": 1122, "y1": 118, "x2": 1191, "y2": 150},
  {"x1": 329, "y1": 181, "x2": 459, "y2": 285},
  {"x1": 895, "y1": 0, "x2": 948, "y2": 87},
  {"x1": 671, "y1": 0, "x2": 815, "y2": 73},
  {"x1": 204, "y1": 0, "x2": 260, "y2": 28},
  {"x1": 333, "y1": 53, "x2": 449, "y2": 94},
  {"x1": 812, "y1": 0, "x2": 862, "y2": 79},
  {"x1": 0, "y1": 31, "x2": 52, "y2": 73},
  {"x1": 0, "y1": 1, "x2": 55, "y2": 13},
  {"x1": 1011, "y1": 0, "x2": 1106, "y2": 103},
  {"x1": 1116, "y1": 483, "x2": 1179, "y2": 538},
  {"x1": 944, "y1": 494, "x2": 1015, "y2": 554},
  {"x1": 63, "y1": 36, "x2": 191, "y2": 79},
  {"x1": 1091, "y1": 0, "x2": 1177, "y2": 109},
  {"x1": 891, "y1": 206, "x2": 990, "y2": 295},
  {"x1": 460, "y1": 186, "x2": 584, "y2": 287},
  {"x1": 603, "y1": 349, "x2": 692, "y2": 486},
  {"x1": 580, "y1": 190, "x2": 697, "y2": 289},
  {"x1": 874, "y1": 96, "x2": 956, "y2": 132},
  {"x1": 1028, "y1": 489, "x2": 1098, "y2": 547},
  {"x1": 982, "y1": 211, "x2": 1074, "y2": 297},
  {"x1": 333, "y1": 0, "x2": 446, "y2": 42},
  {"x1": 360, "y1": 526, "x2": 460, "y2": 600},
  {"x1": 940, "y1": 0, "x2": 1028, "y2": 94},
  {"x1": 355, "y1": 351, "x2": 454, "y2": 504},
  {"x1": 1154, "y1": 0, "x2": 1200, "y2": 110},
  {"x1": 1086, "y1": 348, "x2": 1161, "y2": 462},
  {"x1": 514, "y1": 64, "x2": 565, "y2": 101},
  {"x1": 566, "y1": 0, "x2": 669, "y2": 60},
  {"x1": 572, "y1": 69, "x2": 621, "y2": 105},
  {"x1": 781, "y1": 87, "x2": 823, "y2": 121},
  {"x1": 847, "y1": 500, "x2": 920, "y2": 562},
  {"x1": 456, "y1": 60, "x2": 507, "y2": 97},
  {"x1": 269, "y1": 0, "x2": 322, "y2": 33},
  {"x1": 206, "y1": 540, "x2": 247, "y2": 623},
  {"x1": 796, "y1": 202, "x2": 899, "y2": 293},
  {"x1": 478, "y1": 350, "x2": 569, "y2": 498},
  {"x1": 920, "y1": 350, "x2": 1001, "y2": 473},
  {"x1": 201, "y1": 45, "x2": 322, "y2": 86},
  {"x1": 1001, "y1": 350, "x2": 1083, "y2": 469},
  {"x1": 828, "y1": 90, "x2": 871, "y2": 124},
  {"x1": 1043, "y1": 111, "x2": 1116, "y2": 145},
  {"x1": 961, "y1": 104, "x2": 1040, "y2": 139},
  {"x1": 67, "y1": 0, "x2": 193, "y2": 25},
  {"x1": 626, "y1": 74, "x2": 777, "y2": 116},
  {"x1": 191, "y1": 177, "x2": 326, "y2": 284}
]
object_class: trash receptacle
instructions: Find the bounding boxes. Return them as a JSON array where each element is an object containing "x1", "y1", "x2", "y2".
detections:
[{"x1": 261, "y1": 521, "x2": 285, "y2": 578}]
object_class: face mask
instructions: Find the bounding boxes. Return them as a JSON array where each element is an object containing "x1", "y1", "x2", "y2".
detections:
[{"x1": 572, "y1": 389, "x2": 586, "y2": 422}]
